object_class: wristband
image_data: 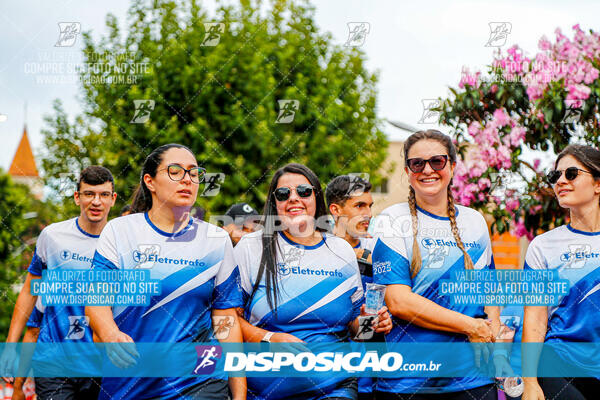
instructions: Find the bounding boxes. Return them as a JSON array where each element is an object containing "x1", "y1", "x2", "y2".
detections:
[{"x1": 261, "y1": 331, "x2": 274, "y2": 343}]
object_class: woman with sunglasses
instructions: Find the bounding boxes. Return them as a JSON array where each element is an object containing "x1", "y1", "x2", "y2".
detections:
[
  {"x1": 372, "y1": 130, "x2": 500, "y2": 399},
  {"x1": 522, "y1": 144, "x2": 600, "y2": 400},
  {"x1": 86, "y1": 143, "x2": 246, "y2": 400},
  {"x1": 234, "y1": 163, "x2": 392, "y2": 400}
]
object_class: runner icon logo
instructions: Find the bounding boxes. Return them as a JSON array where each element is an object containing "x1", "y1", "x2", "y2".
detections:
[
  {"x1": 65, "y1": 316, "x2": 89, "y2": 340},
  {"x1": 194, "y1": 345, "x2": 222, "y2": 375}
]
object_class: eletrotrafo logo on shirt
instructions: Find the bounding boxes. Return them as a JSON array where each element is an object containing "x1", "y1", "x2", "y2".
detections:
[
  {"x1": 131, "y1": 247, "x2": 206, "y2": 268},
  {"x1": 59, "y1": 250, "x2": 93, "y2": 263},
  {"x1": 559, "y1": 244, "x2": 600, "y2": 268},
  {"x1": 60, "y1": 250, "x2": 72, "y2": 261},
  {"x1": 420, "y1": 237, "x2": 481, "y2": 249},
  {"x1": 277, "y1": 263, "x2": 343, "y2": 278}
]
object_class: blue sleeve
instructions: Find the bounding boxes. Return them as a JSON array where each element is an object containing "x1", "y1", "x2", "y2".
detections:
[
  {"x1": 27, "y1": 249, "x2": 45, "y2": 276},
  {"x1": 350, "y1": 259, "x2": 365, "y2": 319},
  {"x1": 212, "y1": 266, "x2": 244, "y2": 309},
  {"x1": 212, "y1": 240, "x2": 244, "y2": 309},
  {"x1": 372, "y1": 239, "x2": 412, "y2": 286},
  {"x1": 92, "y1": 250, "x2": 118, "y2": 270},
  {"x1": 26, "y1": 306, "x2": 44, "y2": 328}
]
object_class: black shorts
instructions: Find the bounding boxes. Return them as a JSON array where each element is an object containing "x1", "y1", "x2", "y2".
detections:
[
  {"x1": 376, "y1": 384, "x2": 498, "y2": 400},
  {"x1": 34, "y1": 377, "x2": 101, "y2": 400},
  {"x1": 167, "y1": 378, "x2": 229, "y2": 400},
  {"x1": 538, "y1": 377, "x2": 600, "y2": 400}
]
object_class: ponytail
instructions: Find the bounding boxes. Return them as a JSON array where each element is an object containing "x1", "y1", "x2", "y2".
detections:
[{"x1": 408, "y1": 187, "x2": 422, "y2": 278}]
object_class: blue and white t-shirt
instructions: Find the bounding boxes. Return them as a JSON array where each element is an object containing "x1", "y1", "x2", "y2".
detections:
[
  {"x1": 28, "y1": 217, "x2": 98, "y2": 344},
  {"x1": 372, "y1": 203, "x2": 495, "y2": 393},
  {"x1": 93, "y1": 212, "x2": 242, "y2": 400},
  {"x1": 524, "y1": 224, "x2": 600, "y2": 375},
  {"x1": 236, "y1": 230, "x2": 363, "y2": 399}
]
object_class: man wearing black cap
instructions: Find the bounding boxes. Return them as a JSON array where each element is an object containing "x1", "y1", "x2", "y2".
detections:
[{"x1": 223, "y1": 203, "x2": 260, "y2": 245}]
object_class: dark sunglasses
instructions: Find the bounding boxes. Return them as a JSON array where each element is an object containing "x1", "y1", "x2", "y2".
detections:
[
  {"x1": 406, "y1": 155, "x2": 449, "y2": 173},
  {"x1": 273, "y1": 184, "x2": 314, "y2": 201},
  {"x1": 547, "y1": 167, "x2": 593, "y2": 185}
]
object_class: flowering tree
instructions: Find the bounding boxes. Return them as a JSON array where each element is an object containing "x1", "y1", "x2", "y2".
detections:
[{"x1": 439, "y1": 25, "x2": 600, "y2": 238}]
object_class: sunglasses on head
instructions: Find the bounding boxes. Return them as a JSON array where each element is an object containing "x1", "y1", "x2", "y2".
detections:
[
  {"x1": 273, "y1": 184, "x2": 314, "y2": 201},
  {"x1": 406, "y1": 155, "x2": 449, "y2": 173},
  {"x1": 547, "y1": 167, "x2": 593, "y2": 185}
]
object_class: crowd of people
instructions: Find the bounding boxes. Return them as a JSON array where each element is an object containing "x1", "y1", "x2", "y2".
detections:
[{"x1": 0, "y1": 130, "x2": 599, "y2": 400}]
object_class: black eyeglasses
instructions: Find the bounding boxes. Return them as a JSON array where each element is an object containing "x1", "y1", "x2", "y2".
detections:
[
  {"x1": 547, "y1": 167, "x2": 593, "y2": 185},
  {"x1": 159, "y1": 164, "x2": 206, "y2": 184},
  {"x1": 273, "y1": 184, "x2": 314, "y2": 201},
  {"x1": 78, "y1": 191, "x2": 113, "y2": 200},
  {"x1": 406, "y1": 155, "x2": 449, "y2": 173}
]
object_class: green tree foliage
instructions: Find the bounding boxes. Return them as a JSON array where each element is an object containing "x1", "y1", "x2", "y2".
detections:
[
  {"x1": 40, "y1": 0, "x2": 388, "y2": 215},
  {"x1": 0, "y1": 172, "x2": 56, "y2": 341}
]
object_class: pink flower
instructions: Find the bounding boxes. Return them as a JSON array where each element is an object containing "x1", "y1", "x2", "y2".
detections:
[
  {"x1": 538, "y1": 36, "x2": 552, "y2": 51},
  {"x1": 506, "y1": 198, "x2": 520, "y2": 212},
  {"x1": 468, "y1": 121, "x2": 481, "y2": 137},
  {"x1": 526, "y1": 83, "x2": 545, "y2": 101},
  {"x1": 536, "y1": 111, "x2": 545, "y2": 123},
  {"x1": 478, "y1": 178, "x2": 491, "y2": 190},
  {"x1": 509, "y1": 126, "x2": 527, "y2": 147},
  {"x1": 533, "y1": 158, "x2": 541, "y2": 170},
  {"x1": 459, "y1": 68, "x2": 481, "y2": 88},
  {"x1": 493, "y1": 108, "x2": 510, "y2": 127},
  {"x1": 567, "y1": 84, "x2": 591, "y2": 101},
  {"x1": 529, "y1": 205, "x2": 542, "y2": 215},
  {"x1": 584, "y1": 68, "x2": 599, "y2": 84},
  {"x1": 497, "y1": 145, "x2": 513, "y2": 168},
  {"x1": 513, "y1": 220, "x2": 530, "y2": 239}
]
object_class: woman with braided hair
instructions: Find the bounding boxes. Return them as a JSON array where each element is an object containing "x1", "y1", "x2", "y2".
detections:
[{"x1": 371, "y1": 130, "x2": 500, "y2": 399}]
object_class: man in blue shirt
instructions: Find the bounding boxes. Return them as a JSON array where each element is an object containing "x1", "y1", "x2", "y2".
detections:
[{"x1": 1, "y1": 166, "x2": 116, "y2": 400}]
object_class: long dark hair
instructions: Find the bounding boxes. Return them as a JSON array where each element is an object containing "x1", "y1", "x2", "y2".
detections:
[
  {"x1": 403, "y1": 130, "x2": 474, "y2": 278},
  {"x1": 130, "y1": 143, "x2": 195, "y2": 213},
  {"x1": 249, "y1": 163, "x2": 328, "y2": 311},
  {"x1": 555, "y1": 144, "x2": 600, "y2": 206}
]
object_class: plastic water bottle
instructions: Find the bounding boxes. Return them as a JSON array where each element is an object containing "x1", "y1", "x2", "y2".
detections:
[{"x1": 497, "y1": 377, "x2": 524, "y2": 398}]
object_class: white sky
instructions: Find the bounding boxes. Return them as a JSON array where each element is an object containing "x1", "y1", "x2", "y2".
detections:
[{"x1": 1, "y1": 0, "x2": 598, "y2": 170}]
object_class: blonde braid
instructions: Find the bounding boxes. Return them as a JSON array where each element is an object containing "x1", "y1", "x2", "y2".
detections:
[
  {"x1": 447, "y1": 187, "x2": 474, "y2": 269},
  {"x1": 408, "y1": 187, "x2": 422, "y2": 278}
]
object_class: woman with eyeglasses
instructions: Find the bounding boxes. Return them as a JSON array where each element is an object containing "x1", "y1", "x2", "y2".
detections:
[
  {"x1": 234, "y1": 163, "x2": 392, "y2": 400},
  {"x1": 86, "y1": 143, "x2": 246, "y2": 400},
  {"x1": 522, "y1": 144, "x2": 600, "y2": 400},
  {"x1": 371, "y1": 130, "x2": 500, "y2": 399}
]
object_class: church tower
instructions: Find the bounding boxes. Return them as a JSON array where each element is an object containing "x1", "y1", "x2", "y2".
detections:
[{"x1": 8, "y1": 125, "x2": 43, "y2": 199}]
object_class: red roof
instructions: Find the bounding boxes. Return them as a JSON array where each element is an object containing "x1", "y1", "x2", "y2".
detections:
[{"x1": 9, "y1": 126, "x2": 39, "y2": 177}]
